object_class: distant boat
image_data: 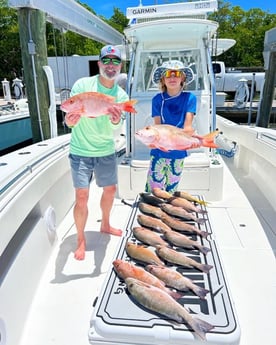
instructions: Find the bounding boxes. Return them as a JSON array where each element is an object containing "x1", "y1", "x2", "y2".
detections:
[{"x1": 0, "y1": 98, "x2": 32, "y2": 154}]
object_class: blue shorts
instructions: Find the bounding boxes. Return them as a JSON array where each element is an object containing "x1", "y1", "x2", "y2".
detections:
[{"x1": 69, "y1": 153, "x2": 118, "y2": 189}]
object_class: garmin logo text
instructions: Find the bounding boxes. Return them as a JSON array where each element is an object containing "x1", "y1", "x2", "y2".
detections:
[
  {"x1": 131, "y1": 8, "x2": 157, "y2": 15},
  {"x1": 195, "y1": 2, "x2": 211, "y2": 9}
]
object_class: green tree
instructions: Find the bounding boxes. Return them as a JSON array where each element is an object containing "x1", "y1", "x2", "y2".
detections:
[
  {"x1": 46, "y1": 5, "x2": 127, "y2": 58},
  {"x1": 0, "y1": 0, "x2": 22, "y2": 86},
  {"x1": 108, "y1": 7, "x2": 129, "y2": 33},
  {"x1": 209, "y1": 1, "x2": 276, "y2": 67}
]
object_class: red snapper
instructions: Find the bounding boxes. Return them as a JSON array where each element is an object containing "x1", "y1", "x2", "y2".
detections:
[
  {"x1": 135, "y1": 124, "x2": 219, "y2": 152},
  {"x1": 60, "y1": 91, "x2": 137, "y2": 118}
]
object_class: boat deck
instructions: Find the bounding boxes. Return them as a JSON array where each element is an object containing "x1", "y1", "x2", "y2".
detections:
[
  {"x1": 223, "y1": 157, "x2": 276, "y2": 256},
  {"x1": 18, "y1": 161, "x2": 276, "y2": 345}
]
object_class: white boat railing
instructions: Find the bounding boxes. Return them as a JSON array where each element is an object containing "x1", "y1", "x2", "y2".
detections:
[{"x1": 257, "y1": 131, "x2": 276, "y2": 147}]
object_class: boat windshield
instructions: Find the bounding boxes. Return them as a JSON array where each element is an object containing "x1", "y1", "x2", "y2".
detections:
[{"x1": 134, "y1": 49, "x2": 206, "y2": 93}]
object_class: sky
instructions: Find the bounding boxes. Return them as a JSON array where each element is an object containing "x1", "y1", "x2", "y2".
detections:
[{"x1": 81, "y1": 0, "x2": 276, "y2": 19}]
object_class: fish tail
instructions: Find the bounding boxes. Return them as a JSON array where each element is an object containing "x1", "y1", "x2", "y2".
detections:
[
  {"x1": 200, "y1": 263, "x2": 213, "y2": 273},
  {"x1": 196, "y1": 199, "x2": 209, "y2": 206},
  {"x1": 193, "y1": 286, "x2": 210, "y2": 299},
  {"x1": 189, "y1": 317, "x2": 214, "y2": 340},
  {"x1": 199, "y1": 230, "x2": 209, "y2": 239},
  {"x1": 199, "y1": 245, "x2": 211, "y2": 255},
  {"x1": 196, "y1": 218, "x2": 207, "y2": 224},
  {"x1": 121, "y1": 99, "x2": 137, "y2": 113},
  {"x1": 202, "y1": 130, "x2": 219, "y2": 148},
  {"x1": 174, "y1": 192, "x2": 209, "y2": 206},
  {"x1": 197, "y1": 209, "x2": 208, "y2": 214}
]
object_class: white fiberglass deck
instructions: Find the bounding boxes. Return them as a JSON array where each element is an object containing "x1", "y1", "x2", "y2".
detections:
[{"x1": 18, "y1": 162, "x2": 276, "y2": 345}]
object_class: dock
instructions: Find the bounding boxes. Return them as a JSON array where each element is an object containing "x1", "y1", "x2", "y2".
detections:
[{"x1": 216, "y1": 100, "x2": 276, "y2": 125}]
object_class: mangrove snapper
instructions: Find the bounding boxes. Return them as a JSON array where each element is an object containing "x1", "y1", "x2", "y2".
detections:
[
  {"x1": 139, "y1": 192, "x2": 165, "y2": 206},
  {"x1": 161, "y1": 214, "x2": 209, "y2": 238},
  {"x1": 135, "y1": 124, "x2": 219, "y2": 152},
  {"x1": 163, "y1": 229, "x2": 211, "y2": 255},
  {"x1": 156, "y1": 246, "x2": 213, "y2": 273},
  {"x1": 137, "y1": 214, "x2": 172, "y2": 233},
  {"x1": 138, "y1": 202, "x2": 166, "y2": 219},
  {"x1": 152, "y1": 187, "x2": 173, "y2": 200},
  {"x1": 125, "y1": 242, "x2": 164, "y2": 266},
  {"x1": 146, "y1": 264, "x2": 209, "y2": 299},
  {"x1": 132, "y1": 227, "x2": 169, "y2": 247},
  {"x1": 160, "y1": 203, "x2": 207, "y2": 224},
  {"x1": 125, "y1": 277, "x2": 214, "y2": 340},
  {"x1": 168, "y1": 196, "x2": 207, "y2": 214}
]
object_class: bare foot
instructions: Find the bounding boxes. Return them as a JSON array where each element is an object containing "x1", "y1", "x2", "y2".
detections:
[
  {"x1": 74, "y1": 239, "x2": 86, "y2": 260},
  {"x1": 100, "y1": 226, "x2": 122, "y2": 237}
]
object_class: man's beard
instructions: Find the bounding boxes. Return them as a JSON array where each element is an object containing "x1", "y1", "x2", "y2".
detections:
[{"x1": 99, "y1": 66, "x2": 120, "y2": 81}]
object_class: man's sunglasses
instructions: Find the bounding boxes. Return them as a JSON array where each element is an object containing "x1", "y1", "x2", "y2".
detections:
[
  {"x1": 163, "y1": 70, "x2": 183, "y2": 78},
  {"x1": 101, "y1": 57, "x2": 121, "y2": 66}
]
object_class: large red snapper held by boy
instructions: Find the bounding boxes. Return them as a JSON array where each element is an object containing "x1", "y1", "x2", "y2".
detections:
[
  {"x1": 60, "y1": 91, "x2": 137, "y2": 120},
  {"x1": 135, "y1": 124, "x2": 219, "y2": 151}
]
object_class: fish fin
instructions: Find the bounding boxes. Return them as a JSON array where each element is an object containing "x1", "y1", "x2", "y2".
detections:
[
  {"x1": 88, "y1": 91, "x2": 115, "y2": 101},
  {"x1": 168, "y1": 289, "x2": 185, "y2": 300},
  {"x1": 189, "y1": 317, "x2": 214, "y2": 340},
  {"x1": 158, "y1": 146, "x2": 170, "y2": 152},
  {"x1": 121, "y1": 99, "x2": 137, "y2": 113},
  {"x1": 202, "y1": 130, "x2": 220, "y2": 148}
]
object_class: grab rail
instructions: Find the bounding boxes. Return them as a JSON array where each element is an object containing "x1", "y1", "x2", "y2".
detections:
[{"x1": 257, "y1": 131, "x2": 276, "y2": 147}]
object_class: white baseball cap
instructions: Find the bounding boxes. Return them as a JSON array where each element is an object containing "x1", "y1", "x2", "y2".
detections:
[{"x1": 100, "y1": 45, "x2": 121, "y2": 60}]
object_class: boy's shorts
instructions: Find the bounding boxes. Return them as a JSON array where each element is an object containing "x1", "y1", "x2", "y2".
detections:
[{"x1": 69, "y1": 153, "x2": 117, "y2": 189}]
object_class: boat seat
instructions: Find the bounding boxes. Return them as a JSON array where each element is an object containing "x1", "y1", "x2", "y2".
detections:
[
  {"x1": 131, "y1": 159, "x2": 150, "y2": 168},
  {"x1": 184, "y1": 152, "x2": 210, "y2": 167}
]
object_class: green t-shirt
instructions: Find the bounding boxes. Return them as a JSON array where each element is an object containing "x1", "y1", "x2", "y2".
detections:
[{"x1": 69, "y1": 75, "x2": 128, "y2": 157}]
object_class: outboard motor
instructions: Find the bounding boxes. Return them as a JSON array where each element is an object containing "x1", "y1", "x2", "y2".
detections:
[
  {"x1": 12, "y1": 77, "x2": 24, "y2": 99},
  {"x1": 234, "y1": 78, "x2": 249, "y2": 109}
]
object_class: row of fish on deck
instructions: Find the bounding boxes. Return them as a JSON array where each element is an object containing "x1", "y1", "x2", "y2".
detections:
[{"x1": 113, "y1": 188, "x2": 214, "y2": 341}]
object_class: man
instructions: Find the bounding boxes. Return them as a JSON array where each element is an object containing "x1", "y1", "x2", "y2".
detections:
[{"x1": 65, "y1": 45, "x2": 128, "y2": 260}]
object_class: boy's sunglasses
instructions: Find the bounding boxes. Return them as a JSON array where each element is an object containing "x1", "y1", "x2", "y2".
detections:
[
  {"x1": 101, "y1": 57, "x2": 121, "y2": 66},
  {"x1": 163, "y1": 70, "x2": 183, "y2": 78}
]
